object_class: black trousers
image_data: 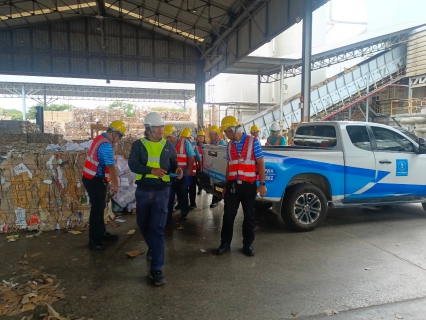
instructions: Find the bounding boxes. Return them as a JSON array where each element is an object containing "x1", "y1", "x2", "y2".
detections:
[
  {"x1": 221, "y1": 180, "x2": 257, "y2": 247},
  {"x1": 82, "y1": 176, "x2": 107, "y2": 241},
  {"x1": 188, "y1": 176, "x2": 197, "y2": 205}
]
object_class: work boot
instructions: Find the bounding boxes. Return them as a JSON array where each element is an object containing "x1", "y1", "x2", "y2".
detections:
[
  {"x1": 197, "y1": 189, "x2": 202, "y2": 195},
  {"x1": 149, "y1": 270, "x2": 166, "y2": 286},
  {"x1": 189, "y1": 203, "x2": 197, "y2": 210},
  {"x1": 216, "y1": 243, "x2": 230, "y2": 255},
  {"x1": 146, "y1": 249, "x2": 152, "y2": 261},
  {"x1": 243, "y1": 246, "x2": 255, "y2": 257},
  {"x1": 88, "y1": 240, "x2": 105, "y2": 251},
  {"x1": 174, "y1": 204, "x2": 180, "y2": 211},
  {"x1": 210, "y1": 201, "x2": 218, "y2": 208},
  {"x1": 101, "y1": 231, "x2": 119, "y2": 241}
]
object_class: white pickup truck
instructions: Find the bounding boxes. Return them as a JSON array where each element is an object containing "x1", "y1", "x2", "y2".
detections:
[{"x1": 199, "y1": 121, "x2": 426, "y2": 231}]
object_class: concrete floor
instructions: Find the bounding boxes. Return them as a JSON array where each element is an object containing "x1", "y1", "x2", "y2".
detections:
[{"x1": 3, "y1": 194, "x2": 426, "y2": 320}]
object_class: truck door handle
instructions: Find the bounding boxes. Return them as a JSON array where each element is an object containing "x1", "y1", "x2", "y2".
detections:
[{"x1": 379, "y1": 160, "x2": 392, "y2": 164}]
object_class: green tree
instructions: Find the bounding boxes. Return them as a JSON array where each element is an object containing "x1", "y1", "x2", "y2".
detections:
[
  {"x1": 0, "y1": 108, "x2": 24, "y2": 120},
  {"x1": 27, "y1": 103, "x2": 74, "y2": 120},
  {"x1": 107, "y1": 101, "x2": 138, "y2": 117}
]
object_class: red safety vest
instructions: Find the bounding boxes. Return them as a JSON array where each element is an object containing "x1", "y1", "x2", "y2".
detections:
[
  {"x1": 176, "y1": 138, "x2": 188, "y2": 169},
  {"x1": 82, "y1": 135, "x2": 112, "y2": 182},
  {"x1": 228, "y1": 135, "x2": 257, "y2": 182}
]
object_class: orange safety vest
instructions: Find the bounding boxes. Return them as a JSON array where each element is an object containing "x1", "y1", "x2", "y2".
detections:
[
  {"x1": 82, "y1": 135, "x2": 112, "y2": 182},
  {"x1": 228, "y1": 135, "x2": 257, "y2": 183},
  {"x1": 176, "y1": 138, "x2": 188, "y2": 169}
]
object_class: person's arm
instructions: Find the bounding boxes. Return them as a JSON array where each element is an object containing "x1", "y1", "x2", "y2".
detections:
[
  {"x1": 256, "y1": 157, "x2": 266, "y2": 198},
  {"x1": 99, "y1": 143, "x2": 119, "y2": 194},
  {"x1": 185, "y1": 140, "x2": 196, "y2": 176},
  {"x1": 222, "y1": 144, "x2": 230, "y2": 198}
]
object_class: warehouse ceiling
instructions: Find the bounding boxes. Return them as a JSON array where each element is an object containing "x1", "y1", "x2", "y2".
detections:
[{"x1": 0, "y1": 0, "x2": 328, "y2": 83}]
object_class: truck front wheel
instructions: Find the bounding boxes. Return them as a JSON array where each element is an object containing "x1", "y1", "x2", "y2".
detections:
[{"x1": 281, "y1": 183, "x2": 328, "y2": 232}]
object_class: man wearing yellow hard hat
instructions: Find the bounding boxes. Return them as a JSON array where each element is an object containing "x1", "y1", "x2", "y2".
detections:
[
  {"x1": 208, "y1": 125, "x2": 227, "y2": 208},
  {"x1": 164, "y1": 125, "x2": 195, "y2": 223},
  {"x1": 216, "y1": 116, "x2": 266, "y2": 257},
  {"x1": 82, "y1": 120, "x2": 126, "y2": 251},
  {"x1": 128, "y1": 112, "x2": 183, "y2": 286},
  {"x1": 250, "y1": 125, "x2": 260, "y2": 140}
]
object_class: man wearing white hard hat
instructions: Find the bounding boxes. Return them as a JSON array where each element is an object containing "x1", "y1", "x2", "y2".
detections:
[
  {"x1": 265, "y1": 122, "x2": 286, "y2": 146},
  {"x1": 128, "y1": 112, "x2": 183, "y2": 286}
]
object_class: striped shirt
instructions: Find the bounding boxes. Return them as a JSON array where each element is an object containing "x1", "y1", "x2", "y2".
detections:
[
  {"x1": 96, "y1": 133, "x2": 115, "y2": 177},
  {"x1": 226, "y1": 133, "x2": 263, "y2": 161}
]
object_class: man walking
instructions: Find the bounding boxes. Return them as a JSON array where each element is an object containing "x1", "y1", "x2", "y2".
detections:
[
  {"x1": 128, "y1": 112, "x2": 183, "y2": 286},
  {"x1": 164, "y1": 125, "x2": 195, "y2": 222},
  {"x1": 216, "y1": 116, "x2": 267, "y2": 257},
  {"x1": 82, "y1": 120, "x2": 126, "y2": 250},
  {"x1": 208, "y1": 125, "x2": 226, "y2": 208}
]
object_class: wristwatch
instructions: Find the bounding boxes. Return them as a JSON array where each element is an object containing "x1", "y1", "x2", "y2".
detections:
[{"x1": 260, "y1": 182, "x2": 266, "y2": 186}]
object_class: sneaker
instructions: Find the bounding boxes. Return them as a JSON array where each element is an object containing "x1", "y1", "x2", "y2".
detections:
[
  {"x1": 102, "y1": 231, "x2": 119, "y2": 241},
  {"x1": 210, "y1": 202, "x2": 218, "y2": 208},
  {"x1": 146, "y1": 249, "x2": 152, "y2": 261},
  {"x1": 149, "y1": 270, "x2": 166, "y2": 286},
  {"x1": 174, "y1": 204, "x2": 180, "y2": 211},
  {"x1": 88, "y1": 240, "x2": 105, "y2": 250},
  {"x1": 189, "y1": 203, "x2": 197, "y2": 210}
]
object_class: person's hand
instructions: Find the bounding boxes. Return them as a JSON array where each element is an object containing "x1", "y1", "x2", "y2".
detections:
[
  {"x1": 151, "y1": 168, "x2": 167, "y2": 178},
  {"x1": 265, "y1": 142, "x2": 270, "y2": 146},
  {"x1": 187, "y1": 170, "x2": 195, "y2": 177},
  {"x1": 257, "y1": 185, "x2": 267, "y2": 198},
  {"x1": 222, "y1": 186, "x2": 226, "y2": 199},
  {"x1": 176, "y1": 167, "x2": 183, "y2": 179},
  {"x1": 112, "y1": 183, "x2": 119, "y2": 195}
]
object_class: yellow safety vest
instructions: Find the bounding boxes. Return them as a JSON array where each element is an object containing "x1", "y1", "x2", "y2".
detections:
[{"x1": 136, "y1": 137, "x2": 170, "y2": 182}]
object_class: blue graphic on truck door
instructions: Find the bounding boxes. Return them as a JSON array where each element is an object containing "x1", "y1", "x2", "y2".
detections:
[{"x1": 396, "y1": 159, "x2": 408, "y2": 176}]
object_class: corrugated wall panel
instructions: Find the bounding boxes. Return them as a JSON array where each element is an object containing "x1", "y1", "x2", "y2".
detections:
[
  {"x1": 251, "y1": 6, "x2": 267, "y2": 49},
  {"x1": 155, "y1": 40, "x2": 169, "y2": 58},
  {"x1": 33, "y1": 29, "x2": 49, "y2": 49},
  {"x1": 0, "y1": 54, "x2": 13, "y2": 71},
  {"x1": 33, "y1": 55, "x2": 51, "y2": 73},
  {"x1": 0, "y1": 18, "x2": 198, "y2": 83},
  {"x1": 52, "y1": 56, "x2": 69, "y2": 74},
  {"x1": 140, "y1": 62, "x2": 154, "y2": 79},
  {"x1": 238, "y1": 21, "x2": 250, "y2": 57},
  {"x1": 169, "y1": 64, "x2": 184, "y2": 80},
  {"x1": 407, "y1": 30, "x2": 426, "y2": 77}
]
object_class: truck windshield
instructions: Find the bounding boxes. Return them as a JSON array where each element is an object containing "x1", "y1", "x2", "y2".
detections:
[{"x1": 293, "y1": 125, "x2": 337, "y2": 148}]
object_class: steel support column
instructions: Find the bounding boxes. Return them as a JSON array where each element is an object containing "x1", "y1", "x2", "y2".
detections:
[
  {"x1": 257, "y1": 75, "x2": 261, "y2": 113},
  {"x1": 196, "y1": 60, "x2": 206, "y2": 128},
  {"x1": 21, "y1": 84, "x2": 26, "y2": 121},
  {"x1": 279, "y1": 64, "x2": 284, "y2": 127},
  {"x1": 408, "y1": 77, "x2": 412, "y2": 99},
  {"x1": 301, "y1": 0, "x2": 313, "y2": 123},
  {"x1": 365, "y1": 82, "x2": 369, "y2": 122}
]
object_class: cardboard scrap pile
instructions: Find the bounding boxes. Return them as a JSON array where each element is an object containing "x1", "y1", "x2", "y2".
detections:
[
  {"x1": 0, "y1": 150, "x2": 91, "y2": 232},
  {"x1": 0, "y1": 121, "x2": 63, "y2": 146},
  {"x1": 44, "y1": 121, "x2": 66, "y2": 136},
  {"x1": 0, "y1": 269, "x2": 65, "y2": 316}
]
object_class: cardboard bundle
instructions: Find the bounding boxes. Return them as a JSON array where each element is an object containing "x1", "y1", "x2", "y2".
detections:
[
  {"x1": 0, "y1": 150, "x2": 91, "y2": 232},
  {"x1": 0, "y1": 120, "x2": 41, "y2": 134}
]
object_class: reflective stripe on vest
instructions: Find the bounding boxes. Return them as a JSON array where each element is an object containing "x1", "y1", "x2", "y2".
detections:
[
  {"x1": 176, "y1": 138, "x2": 188, "y2": 169},
  {"x1": 136, "y1": 137, "x2": 170, "y2": 182},
  {"x1": 228, "y1": 135, "x2": 257, "y2": 182},
  {"x1": 82, "y1": 135, "x2": 112, "y2": 181}
]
